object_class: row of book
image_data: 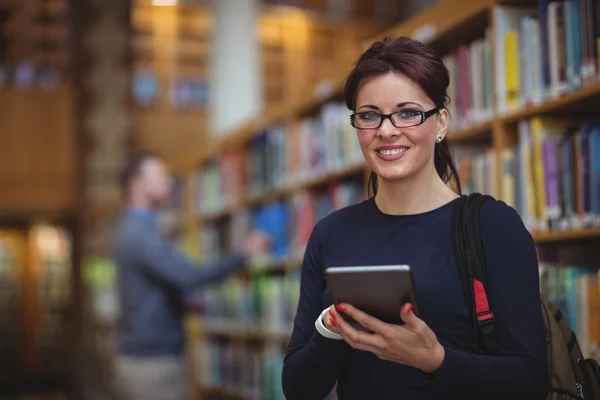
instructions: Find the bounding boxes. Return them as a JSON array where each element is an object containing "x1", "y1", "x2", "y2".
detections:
[
  {"x1": 31, "y1": 225, "x2": 72, "y2": 372},
  {"x1": 539, "y1": 263, "x2": 600, "y2": 360},
  {"x1": 195, "y1": 101, "x2": 364, "y2": 217},
  {"x1": 195, "y1": 136, "x2": 599, "y2": 264},
  {"x1": 452, "y1": 118, "x2": 600, "y2": 234},
  {"x1": 200, "y1": 272, "x2": 300, "y2": 332},
  {"x1": 132, "y1": 69, "x2": 210, "y2": 108},
  {"x1": 493, "y1": 1, "x2": 600, "y2": 116},
  {"x1": 199, "y1": 180, "x2": 366, "y2": 262},
  {"x1": 196, "y1": 341, "x2": 337, "y2": 400},
  {"x1": 0, "y1": 0, "x2": 68, "y2": 88},
  {"x1": 442, "y1": 1, "x2": 600, "y2": 127},
  {"x1": 503, "y1": 118, "x2": 600, "y2": 233},
  {"x1": 0, "y1": 236, "x2": 20, "y2": 373},
  {"x1": 196, "y1": 150, "x2": 245, "y2": 218},
  {"x1": 196, "y1": 341, "x2": 286, "y2": 400},
  {"x1": 168, "y1": 175, "x2": 185, "y2": 216},
  {"x1": 454, "y1": 145, "x2": 498, "y2": 198},
  {"x1": 0, "y1": 63, "x2": 64, "y2": 89},
  {"x1": 247, "y1": 102, "x2": 364, "y2": 197},
  {"x1": 84, "y1": 257, "x2": 120, "y2": 327},
  {"x1": 0, "y1": 225, "x2": 73, "y2": 380},
  {"x1": 194, "y1": 118, "x2": 600, "y2": 235},
  {"x1": 444, "y1": 30, "x2": 494, "y2": 131}
]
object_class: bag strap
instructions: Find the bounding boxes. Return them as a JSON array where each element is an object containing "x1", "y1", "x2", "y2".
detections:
[{"x1": 453, "y1": 193, "x2": 499, "y2": 354}]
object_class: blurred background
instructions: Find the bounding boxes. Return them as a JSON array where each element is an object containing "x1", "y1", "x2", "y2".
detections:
[{"x1": 1, "y1": 0, "x2": 599, "y2": 399}]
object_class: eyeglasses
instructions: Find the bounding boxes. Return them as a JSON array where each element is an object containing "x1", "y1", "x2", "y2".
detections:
[{"x1": 350, "y1": 107, "x2": 440, "y2": 130}]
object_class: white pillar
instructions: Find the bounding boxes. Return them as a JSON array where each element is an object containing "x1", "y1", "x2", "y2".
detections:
[{"x1": 210, "y1": 0, "x2": 262, "y2": 135}]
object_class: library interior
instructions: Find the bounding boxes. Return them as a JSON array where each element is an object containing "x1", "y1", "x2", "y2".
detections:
[{"x1": 1, "y1": 0, "x2": 600, "y2": 399}]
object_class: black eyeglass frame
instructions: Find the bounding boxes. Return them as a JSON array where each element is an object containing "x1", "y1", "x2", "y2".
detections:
[{"x1": 350, "y1": 107, "x2": 440, "y2": 130}]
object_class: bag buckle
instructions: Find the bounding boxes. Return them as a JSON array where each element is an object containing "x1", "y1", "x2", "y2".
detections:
[{"x1": 476, "y1": 311, "x2": 495, "y2": 334}]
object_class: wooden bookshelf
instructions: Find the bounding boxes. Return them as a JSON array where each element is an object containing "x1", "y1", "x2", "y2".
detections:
[
  {"x1": 172, "y1": 71, "x2": 350, "y2": 172},
  {"x1": 189, "y1": 76, "x2": 600, "y2": 228},
  {"x1": 448, "y1": 121, "x2": 493, "y2": 143},
  {"x1": 501, "y1": 82, "x2": 600, "y2": 124},
  {"x1": 180, "y1": 0, "x2": 600, "y2": 398},
  {"x1": 201, "y1": 386, "x2": 254, "y2": 400},
  {"x1": 533, "y1": 228, "x2": 600, "y2": 244},
  {"x1": 200, "y1": 161, "x2": 366, "y2": 222},
  {"x1": 200, "y1": 320, "x2": 292, "y2": 344},
  {"x1": 0, "y1": 0, "x2": 68, "y2": 86},
  {"x1": 133, "y1": 1, "x2": 381, "y2": 166}
]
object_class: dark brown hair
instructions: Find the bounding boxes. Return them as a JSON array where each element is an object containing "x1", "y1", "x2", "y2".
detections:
[{"x1": 344, "y1": 36, "x2": 461, "y2": 197}]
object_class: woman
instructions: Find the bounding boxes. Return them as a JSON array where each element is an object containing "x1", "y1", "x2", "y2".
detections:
[{"x1": 281, "y1": 36, "x2": 549, "y2": 400}]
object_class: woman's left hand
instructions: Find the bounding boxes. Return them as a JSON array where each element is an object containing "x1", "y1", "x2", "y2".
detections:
[{"x1": 332, "y1": 303, "x2": 445, "y2": 374}]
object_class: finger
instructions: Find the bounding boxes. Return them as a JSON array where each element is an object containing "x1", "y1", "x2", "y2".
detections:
[
  {"x1": 334, "y1": 307, "x2": 388, "y2": 352},
  {"x1": 328, "y1": 306, "x2": 339, "y2": 331},
  {"x1": 334, "y1": 307, "x2": 363, "y2": 345},
  {"x1": 323, "y1": 305, "x2": 342, "y2": 334},
  {"x1": 400, "y1": 303, "x2": 424, "y2": 331},
  {"x1": 332, "y1": 305, "x2": 352, "y2": 334},
  {"x1": 333, "y1": 305, "x2": 372, "y2": 340},
  {"x1": 338, "y1": 303, "x2": 391, "y2": 336},
  {"x1": 323, "y1": 312, "x2": 338, "y2": 333}
]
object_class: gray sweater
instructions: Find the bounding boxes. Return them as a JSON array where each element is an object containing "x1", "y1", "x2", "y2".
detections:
[{"x1": 113, "y1": 208, "x2": 246, "y2": 357}]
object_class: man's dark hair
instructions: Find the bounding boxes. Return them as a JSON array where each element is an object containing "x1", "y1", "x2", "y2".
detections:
[{"x1": 121, "y1": 150, "x2": 162, "y2": 191}]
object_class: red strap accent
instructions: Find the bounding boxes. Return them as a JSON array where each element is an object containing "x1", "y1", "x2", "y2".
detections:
[{"x1": 473, "y1": 278, "x2": 492, "y2": 321}]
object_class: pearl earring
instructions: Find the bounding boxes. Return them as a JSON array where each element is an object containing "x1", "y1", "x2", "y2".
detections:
[{"x1": 436, "y1": 134, "x2": 443, "y2": 143}]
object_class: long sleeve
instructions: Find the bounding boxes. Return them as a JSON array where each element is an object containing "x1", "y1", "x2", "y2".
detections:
[
  {"x1": 429, "y1": 200, "x2": 549, "y2": 399},
  {"x1": 281, "y1": 224, "x2": 350, "y2": 400},
  {"x1": 134, "y1": 223, "x2": 247, "y2": 290}
]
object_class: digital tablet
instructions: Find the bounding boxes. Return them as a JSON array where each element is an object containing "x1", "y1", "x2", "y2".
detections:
[{"x1": 325, "y1": 265, "x2": 419, "y2": 331}]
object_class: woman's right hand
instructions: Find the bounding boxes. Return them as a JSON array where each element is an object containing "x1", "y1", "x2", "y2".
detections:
[{"x1": 323, "y1": 305, "x2": 340, "y2": 333}]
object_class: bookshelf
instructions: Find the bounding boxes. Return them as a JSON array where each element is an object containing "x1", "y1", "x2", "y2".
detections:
[
  {"x1": 0, "y1": 230, "x2": 26, "y2": 392},
  {"x1": 533, "y1": 227, "x2": 600, "y2": 244},
  {"x1": 0, "y1": 0, "x2": 75, "y2": 218},
  {"x1": 169, "y1": 0, "x2": 600, "y2": 398},
  {"x1": 0, "y1": 0, "x2": 68, "y2": 88},
  {"x1": 0, "y1": 224, "x2": 73, "y2": 395},
  {"x1": 133, "y1": 1, "x2": 380, "y2": 165},
  {"x1": 28, "y1": 224, "x2": 73, "y2": 376},
  {"x1": 131, "y1": 2, "x2": 211, "y2": 162}
]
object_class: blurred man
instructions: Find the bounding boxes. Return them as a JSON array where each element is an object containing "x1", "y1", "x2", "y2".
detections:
[{"x1": 113, "y1": 151, "x2": 270, "y2": 400}]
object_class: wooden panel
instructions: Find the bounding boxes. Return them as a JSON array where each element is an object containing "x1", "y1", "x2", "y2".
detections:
[
  {"x1": 136, "y1": 108, "x2": 209, "y2": 165},
  {"x1": 374, "y1": 0, "x2": 497, "y2": 54},
  {"x1": 0, "y1": 86, "x2": 76, "y2": 216}
]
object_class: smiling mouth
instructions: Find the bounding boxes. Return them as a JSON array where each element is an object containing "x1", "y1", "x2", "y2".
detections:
[{"x1": 376, "y1": 147, "x2": 408, "y2": 156}]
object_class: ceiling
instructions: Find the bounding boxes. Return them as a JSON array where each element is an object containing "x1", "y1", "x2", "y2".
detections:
[{"x1": 135, "y1": 0, "x2": 417, "y2": 24}]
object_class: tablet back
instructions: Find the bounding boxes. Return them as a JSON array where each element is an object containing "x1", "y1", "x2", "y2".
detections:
[{"x1": 325, "y1": 265, "x2": 418, "y2": 325}]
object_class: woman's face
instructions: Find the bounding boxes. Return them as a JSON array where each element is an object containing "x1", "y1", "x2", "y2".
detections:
[{"x1": 354, "y1": 71, "x2": 447, "y2": 185}]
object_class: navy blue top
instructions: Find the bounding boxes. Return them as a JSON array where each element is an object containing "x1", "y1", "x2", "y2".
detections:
[
  {"x1": 114, "y1": 208, "x2": 246, "y2": 357},
  {"x1": 281, "y1": 197, "x2": 549, "y2": 400}
]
